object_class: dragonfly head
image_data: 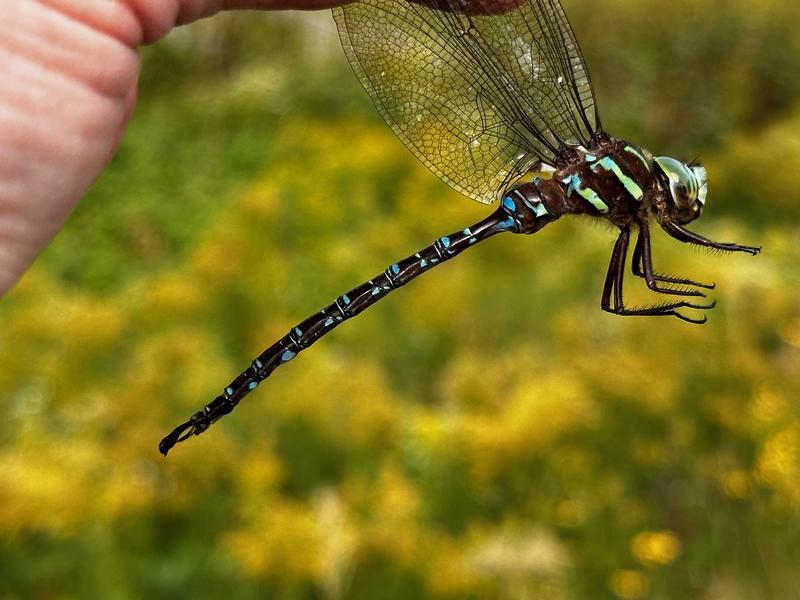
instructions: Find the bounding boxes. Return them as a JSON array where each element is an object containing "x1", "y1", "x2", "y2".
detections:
[{"x1": 654, "y1": 156, "x2": 708, "y2": 224}]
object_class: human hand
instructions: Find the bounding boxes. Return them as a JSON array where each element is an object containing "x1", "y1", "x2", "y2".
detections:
[{"x1": 0, "y1": 0, "x2": 350, "y2": 297}]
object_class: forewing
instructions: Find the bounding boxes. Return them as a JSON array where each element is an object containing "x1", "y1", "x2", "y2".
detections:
[{"x1": 333, "y1": 0, "x2": 599, "y2": 204}]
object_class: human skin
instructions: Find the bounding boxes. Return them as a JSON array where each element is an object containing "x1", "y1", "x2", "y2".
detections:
[{"x1": 0, "y1": 0, "x2": 350, "y2": 297}]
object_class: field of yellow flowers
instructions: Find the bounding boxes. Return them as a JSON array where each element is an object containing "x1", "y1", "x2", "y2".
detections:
[{"x1": 1, "y1": 2, "x2": 799, "y2": 598}]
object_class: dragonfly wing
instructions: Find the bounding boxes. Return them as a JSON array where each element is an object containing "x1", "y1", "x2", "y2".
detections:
[{"x1": 333, "y1": 0, "x2": 600, "y2": 204}]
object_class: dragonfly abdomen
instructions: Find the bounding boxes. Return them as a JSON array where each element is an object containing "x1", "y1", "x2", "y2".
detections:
[{"x1": 159, "y1": 188, "x2": 559, "y2": 455}]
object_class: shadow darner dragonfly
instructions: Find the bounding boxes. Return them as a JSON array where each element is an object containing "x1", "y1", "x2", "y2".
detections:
[{"x1": 160, "y1": 0, "x2": 760, "y2": 455}]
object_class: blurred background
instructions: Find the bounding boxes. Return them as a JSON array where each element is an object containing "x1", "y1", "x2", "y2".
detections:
[{"x1": 1, "y1": 0, "x2": 799, "y2": 597}]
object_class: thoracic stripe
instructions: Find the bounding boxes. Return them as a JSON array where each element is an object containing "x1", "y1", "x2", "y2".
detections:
[
  {"x1": 591, "y1": 156, "x2": 644, "y2": 201},
  {"x1": 562, "y1": 174, "x2": 609, "y2": 214},
  {"x1": 624, "y1": 145, "x2": 651, "y2": 171}
]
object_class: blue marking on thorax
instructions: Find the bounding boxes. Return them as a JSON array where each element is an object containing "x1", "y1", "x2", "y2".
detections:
[
  {"x1": 592, "y1": 156, "x2": 644, "y2": 201},
  {"x1": 502, "y1": 195, "x2": 516, "y2": 213},
  {"x1": 281, "y1": 350, "x2": 296, "y2": 362},
  {"x1": 562, "y1": 174, "x2": 609, "y2": 214},
  {"x1": 585, "y1": 153, "x2": 597, "y2": 162}
]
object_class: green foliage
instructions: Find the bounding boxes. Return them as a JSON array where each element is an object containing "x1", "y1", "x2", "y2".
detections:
[{"x1": 1, "y1": 4, "x2": 799, "y2": 599}]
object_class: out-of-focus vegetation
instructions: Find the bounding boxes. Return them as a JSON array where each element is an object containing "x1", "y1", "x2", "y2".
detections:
[{"x1": 1, "y1": 2, "x2": 799, "y2": 598}]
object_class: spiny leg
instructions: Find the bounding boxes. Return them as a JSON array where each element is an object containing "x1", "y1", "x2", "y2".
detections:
[
  {"x1": 601, "y1": 226, "x2": 715, "y2": 324},
  {"x1": 632, "y1": 220, "x2": 713, "y2": 296},
  {"x1": 602, "y1": 225, "x2": 628, "y2": 311},
  {"x1": 661, "y1": 220, "x2": 761, "y2": 255}
]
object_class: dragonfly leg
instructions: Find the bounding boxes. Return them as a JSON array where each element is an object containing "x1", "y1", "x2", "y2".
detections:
[
  {"x1": 632, "y1": 221, "x2": 712, "y2": 296},
  {"x1": 601, "y1": 226, "x2": 715, "y2": 324},
  {"x1": 661, "y1": 220, "x2": 761, "y2": 255}
]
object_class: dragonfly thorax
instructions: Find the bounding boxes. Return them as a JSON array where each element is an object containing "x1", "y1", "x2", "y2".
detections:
[
  {"x1": 533, "y1": 136, "x2": 656, "y2": 225},
  {"x1": 513, "y1": 136, "x2": 709, "y2": 231}
]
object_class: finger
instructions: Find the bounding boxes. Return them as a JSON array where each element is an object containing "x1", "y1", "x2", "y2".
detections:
[
  {"x1": 220, "y1": 0, "x2": 356, "y2": 11},
  {"x1": 122, "y1": 0, "x2": 354, "y2": 44}
]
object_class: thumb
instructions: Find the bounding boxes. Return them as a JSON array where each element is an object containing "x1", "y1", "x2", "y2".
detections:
[{"x1": 0, "y1": 0, "x2": 348, "y2": 297}]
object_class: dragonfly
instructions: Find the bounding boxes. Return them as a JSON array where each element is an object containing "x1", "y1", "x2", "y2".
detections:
[{"x1": 159, "y1": 0, "x2": 760, "y2": 455}]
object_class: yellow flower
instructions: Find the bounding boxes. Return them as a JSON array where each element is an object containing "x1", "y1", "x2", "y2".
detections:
[
  {"x1": 554, "y1": 499, "x2": 586, "y2": 527},
  {"x1": 223, "y1": 500, "x2": 324, "y2": 579},
  {"x1": 756, "y1": 425, "x2": 800, "y2": 503},
  {"x1": 779, "y1": 317, "x2": 800, "y2": 348},
  {"x1": 631, "y1": 530, "x2": 682, "y2": 566},
  {"x1": 610, "y1": 569, "x2": 649, "y2": 600},
  {"x1": 722, "y1": 470, "x2": 752, "y2": 500},
  {"x1": 751, "y1": 388, "x2": 789, "y2": 424}
]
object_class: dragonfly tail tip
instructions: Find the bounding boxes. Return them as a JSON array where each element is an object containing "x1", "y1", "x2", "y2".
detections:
[{"x1": 158, "y1": 418, "x2": 196, "y2": 456}]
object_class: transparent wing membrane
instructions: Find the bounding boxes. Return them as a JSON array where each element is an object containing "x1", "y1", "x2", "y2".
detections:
[{"x1": 333, "y1": 0, "x2": 600, "y2": 203}]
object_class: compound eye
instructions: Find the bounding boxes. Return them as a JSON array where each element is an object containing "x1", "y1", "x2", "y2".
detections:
[
  {"x1": 654, "y1": 156, "x2": 699, "y2": 209},
  {"x1": 693, "y1": 167, "x2": 709, "y2": 206},
  {"x1": 671, "y1": 183, "x2": 691, "y2": 208}
]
